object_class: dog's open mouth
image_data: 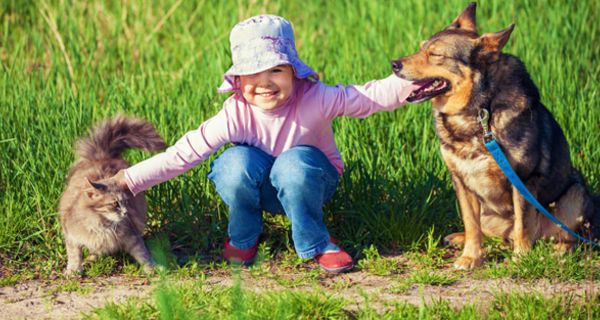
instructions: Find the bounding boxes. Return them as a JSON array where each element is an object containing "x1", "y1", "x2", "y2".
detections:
[{"x1": 407, "y1": 78, "x2": 451, "y2": 103}]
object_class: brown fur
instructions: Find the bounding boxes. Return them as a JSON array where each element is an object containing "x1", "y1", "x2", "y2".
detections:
[
  {"x1": 59, "y1": 116, "x2": 166, "y2": 275},
  {"x1": 392, "y1": 3, "x2": 599, "y2": 269}
]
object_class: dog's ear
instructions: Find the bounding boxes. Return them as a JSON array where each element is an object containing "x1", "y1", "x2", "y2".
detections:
[
  {"x1": 478, "y1": 24, "x2": 515, "y2": 53},
  {"x1": 446, "y1": 2, "x2": 477, "y2": 33}
]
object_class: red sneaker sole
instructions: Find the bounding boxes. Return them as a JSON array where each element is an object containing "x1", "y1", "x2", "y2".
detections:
[{"x1": 318, "y1": 263, "x2": 354, "y2": 273}]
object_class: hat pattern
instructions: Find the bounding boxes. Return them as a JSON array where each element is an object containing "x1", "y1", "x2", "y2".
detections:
[{"x1": 218, "y1": 15, "x2": 318, "y2": 93}]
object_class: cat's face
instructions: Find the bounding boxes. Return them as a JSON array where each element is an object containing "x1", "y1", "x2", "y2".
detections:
[{"x1": 85, "y1": 179, "x2": 131, "y2": 223}]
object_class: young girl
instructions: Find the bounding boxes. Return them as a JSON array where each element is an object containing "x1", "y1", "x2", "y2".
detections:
[{"x1": 109, "y1": 14, "x2": 418, "y2": 273}]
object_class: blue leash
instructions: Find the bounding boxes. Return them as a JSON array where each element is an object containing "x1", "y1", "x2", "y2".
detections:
[{"x1": 478, "y1": 109, "x2": 599, "y2": 247}]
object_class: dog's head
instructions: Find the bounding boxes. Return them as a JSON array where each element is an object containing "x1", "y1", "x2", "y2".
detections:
[{"x1": 393, "y1": 3, "x2": 514, "y2": 113}]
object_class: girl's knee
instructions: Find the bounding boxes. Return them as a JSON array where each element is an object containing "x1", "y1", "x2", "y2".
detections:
[
  {"x1": 270, "y1": 146, "x2": 326, "y2": 189},
  {"x1": 271, "y1": 167, "x2": 311, "y2": 191},
  {"x1": 270, "y1": 146, "x2": 339, "y2": 202},
  {"x1": 209, "y1": 145, "x2": 272, "y2": 187},
  {"x1": 211, "y1": 145, "x2": 259, "y2": 172},
  {"x1": 277, "y1": 145, "x2": 324, "y2": 163},
  {"x1": 272, "y1": 145, "x2": 325, "y2": 173}
]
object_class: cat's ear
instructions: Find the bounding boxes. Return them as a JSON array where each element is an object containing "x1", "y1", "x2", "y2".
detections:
[
  {"x1": 85, "y1": 189, "x2": 99, "y2": 199},
  {"x1": 87, "y1": 178, "x2": 108, "y2": 191},
  {"x1": 85, "y1": 178, "x2": 107, "y2": 199}
]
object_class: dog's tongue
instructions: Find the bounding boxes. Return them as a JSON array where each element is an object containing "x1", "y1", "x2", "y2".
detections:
[
  {"x1": 400, "y1": 82, "x2": 422, "y2": 103},
  {"x1": 406, "y1": 80, "x2": 430, "y2": 99},
  {"x1": 407, "y1": 81, "x2": 424, "y2": 92}
]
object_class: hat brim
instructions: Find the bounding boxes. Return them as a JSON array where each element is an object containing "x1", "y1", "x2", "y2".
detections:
[{"x1": 218, "y1": 58, "x2": 318, "y2": 93}]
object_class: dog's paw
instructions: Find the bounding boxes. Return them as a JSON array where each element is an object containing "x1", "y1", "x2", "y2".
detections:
[
  {"x1": 443, "y1": 232, "x2": 466, "y2": 247},
  {"x1": 512, "y1": 239, "x2": 532, "y2": 258},
  {"x1": 64, "y1": 268, "x2": 83, "y2": 278},
  {"x1": 510, "y1": 254, "x2": 523, "y2": 263},
  {"x1": 453, "y1": 255, "x2": 484, "y2": 270},
  {"x1": 553, "y1": 242, "x2": 575, "y2": 255}
]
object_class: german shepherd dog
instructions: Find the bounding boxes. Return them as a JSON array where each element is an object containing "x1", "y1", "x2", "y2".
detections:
[{"x1": 392, "y1": 3, "x2": 599, "y2": 269}]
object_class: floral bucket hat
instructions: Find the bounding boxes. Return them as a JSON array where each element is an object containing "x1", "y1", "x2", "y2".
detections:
[{"x1": 218, "y1": 14, "x2": 319, "y2": 93}]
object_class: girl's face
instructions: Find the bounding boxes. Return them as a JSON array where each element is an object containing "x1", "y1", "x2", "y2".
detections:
[{"x1": 239, "y1": 65, "x2": 294, "y2": 111}]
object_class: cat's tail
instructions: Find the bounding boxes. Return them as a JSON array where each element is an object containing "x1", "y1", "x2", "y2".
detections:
[{"x1": 76, "y1": 115, "x2": 167, "y2": 161}]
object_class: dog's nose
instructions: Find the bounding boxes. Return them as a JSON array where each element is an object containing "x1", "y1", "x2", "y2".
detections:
[{"x1": 391, "y1": 60, "x2": 403, "y2": 72}]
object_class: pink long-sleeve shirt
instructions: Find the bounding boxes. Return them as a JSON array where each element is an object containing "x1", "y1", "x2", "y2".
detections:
[{"x1": 125, "y1": 74, "x2": 417, "y2": 195}]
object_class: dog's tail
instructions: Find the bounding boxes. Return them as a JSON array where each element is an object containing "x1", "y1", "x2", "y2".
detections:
[{"x1": 76, "y1": 115, "x2": 167, "y2": 161}]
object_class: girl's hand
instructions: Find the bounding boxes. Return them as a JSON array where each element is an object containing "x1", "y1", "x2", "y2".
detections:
[{"x1": 105, "y1": 170, "x2": 130, "y2": 192}]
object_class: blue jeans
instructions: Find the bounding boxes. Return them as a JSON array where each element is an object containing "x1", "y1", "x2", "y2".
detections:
[{"x1": 207, "y1": 145, "x2": 339, "y2": 258}]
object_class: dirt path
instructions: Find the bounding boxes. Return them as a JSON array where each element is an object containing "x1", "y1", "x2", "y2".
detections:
[
  {"x1": 1, "y1": 276, "x2": 152, "y2": 319},
  {"x1": 2, "y1": 271, "x2": 599, "y2": 319}
]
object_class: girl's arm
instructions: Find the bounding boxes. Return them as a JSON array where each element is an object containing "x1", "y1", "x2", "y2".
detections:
[
  {"x1": 121, "y1": 109, "x2": 231, "y2": 195},
  {"x1": 318, "y1": 74, "x2": 419, "y2": 120}
]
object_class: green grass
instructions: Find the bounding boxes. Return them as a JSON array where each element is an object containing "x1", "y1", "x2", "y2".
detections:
[
  {"x1": 408, "y1": 269, "x2": 459, "y2": 286},
  {"x1": 85, "y1": 276, "x2": 600, "y2": 319},
  {"x1": 3, "y1": 0, "x2": 596, "y2": 274},
  {"x1": 46, "y1": 278, "x2": 94, "y2": 296},
  {"x1": 476, "y1": 241, "x2": 600, "y2": 281},
  {"x1": 357, "y1": 244, "x2": 403, "y2": 276},
  {"x1": 1, "y1": 0, "x2": 599, "y2": 317}
]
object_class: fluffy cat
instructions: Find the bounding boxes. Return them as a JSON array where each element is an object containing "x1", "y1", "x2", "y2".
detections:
[{"x1": 58, "y1": 116, "x2": 166, "y2": 275}]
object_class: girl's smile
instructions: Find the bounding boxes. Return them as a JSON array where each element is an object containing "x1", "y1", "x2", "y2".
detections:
[
  {"x1": 240, "y1": 65, "x2": 294, "y2": 111},
  {"x1": 257, "y1": 90, "x2": 278, "y2": 97}
]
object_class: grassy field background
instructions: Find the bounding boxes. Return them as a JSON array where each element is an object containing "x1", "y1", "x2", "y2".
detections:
[
  {"x1": 1, "y1": 0, "x2": 599, "y2": 311},
  {"x1": 1, "y1": 0, "x2": 599, "y2": 271}
]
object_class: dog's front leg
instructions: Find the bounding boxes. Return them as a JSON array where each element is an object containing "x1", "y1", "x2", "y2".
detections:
[
  {"x1": 512, "y1": 185, "x2": 536, "y2": 256},
  {"x1": 452, "y1": 176, "x2": 484, "y2": 270}
]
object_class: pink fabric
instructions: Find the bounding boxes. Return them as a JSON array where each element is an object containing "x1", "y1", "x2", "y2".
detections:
[{"x1": 125, "y1": 75, "x2": 418, "y2": 195}]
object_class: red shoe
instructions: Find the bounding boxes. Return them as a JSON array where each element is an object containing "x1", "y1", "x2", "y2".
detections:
[
  {"x1": 223, "y1": 238, "x2": 258, "y2": 266},
  {"x1": 314, "y1": 241, "x2": 354, "y2": 273}
]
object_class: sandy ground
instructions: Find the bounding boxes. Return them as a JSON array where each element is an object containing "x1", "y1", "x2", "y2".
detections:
[
  {"x1": 0, "y1": 276, "x2": 152, "y2": 319},
  {"x1": 2, "y1": 270, "x2": 599, "y2": 319}
]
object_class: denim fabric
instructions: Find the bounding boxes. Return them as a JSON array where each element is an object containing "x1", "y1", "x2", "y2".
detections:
[{"x1": 207, "y1": 144, "x2": 339, "y2": 258}]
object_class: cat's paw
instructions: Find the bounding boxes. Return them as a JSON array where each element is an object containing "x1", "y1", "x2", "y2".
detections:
[
  {"x1": 142, "y1": 262, "x2": 167, "y2": 275},
  {"x1": 142, "y1": 264, "x2": 155, "y2": 274}
]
